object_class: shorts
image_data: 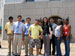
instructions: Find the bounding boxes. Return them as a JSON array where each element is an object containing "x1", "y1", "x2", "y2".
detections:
[{"x1": 30, "y1": 39, "x2": 41, "y2": 48}]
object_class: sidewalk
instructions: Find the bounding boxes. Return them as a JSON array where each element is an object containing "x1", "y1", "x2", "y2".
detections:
[{"x1": 0, "y1": 36, "x2": 75, "y2": 56}]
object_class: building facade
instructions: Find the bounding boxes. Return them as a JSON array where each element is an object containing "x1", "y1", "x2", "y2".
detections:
[{"x1": 1, "y1": 0, "x2": 75, "y2": 42}]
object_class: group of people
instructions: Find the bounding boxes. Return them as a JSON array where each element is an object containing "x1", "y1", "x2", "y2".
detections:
[{"x1": 4, "y1": 15, "x2": 71, "y2": 56}]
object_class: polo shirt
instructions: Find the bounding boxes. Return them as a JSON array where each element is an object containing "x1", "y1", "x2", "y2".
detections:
[
  {"x1": 28, "y1": 24, "x2": 43, "y2": 39},
  {"x1": 5, "y1": 22, "x2": 13, "y2": 34}
]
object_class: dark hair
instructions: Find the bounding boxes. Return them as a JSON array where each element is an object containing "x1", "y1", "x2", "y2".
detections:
[
  {"x1": 26, "y1": 17, "x2": 31, "y2": 21},
  {"x1": 49, "y1": 17, "x2": 54, "y2": 20},
  {"x1": 9, "y1": 16, "x2": 13, "y2": 20},
  {"x1": 43, "y1": 17, "x2": 48, "y2": 26},
  {"x1": 17, "y1": 15, "x2": 22, "y2": 18},
  {"x1": 64, "y1": 18, "x2": 69, "y2": 22},
  {"x1": 21, "y1": 19, "x2": 25, "y2": 22},
  {"x1": 35, "y1": 19, "x2": 39, "y2": 22}
]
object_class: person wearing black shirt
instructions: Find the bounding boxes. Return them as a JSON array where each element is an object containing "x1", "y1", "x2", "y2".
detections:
[{"x1": 42, "y1": 17, "x2": 53, "y2": 56}]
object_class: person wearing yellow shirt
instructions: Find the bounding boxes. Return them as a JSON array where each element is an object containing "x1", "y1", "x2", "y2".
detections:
[
  {"x1": 5, "y1": 16, "x2": 14, "y2": 56},
  {"x1": 28, "y1": 19, "x2": 43, "y2": 56}
]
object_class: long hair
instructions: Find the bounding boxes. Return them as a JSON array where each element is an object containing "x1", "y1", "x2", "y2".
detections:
[{"x1": 42, "y1": 17, "x2": 49, "y2": 26}]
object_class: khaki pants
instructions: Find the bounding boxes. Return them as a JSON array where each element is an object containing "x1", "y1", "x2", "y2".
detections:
[
  {"x1": 24, "y1": 36, "x2": 30, "y2": 55},
  {"x1": 13, "y1": 34, "x2": 22, "y2": 55},
  {"x1": 7, "y1": 34, "x2": 13, "y2": 53}
]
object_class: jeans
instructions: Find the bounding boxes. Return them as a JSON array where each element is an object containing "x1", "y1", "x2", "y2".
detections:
[
  {"x1": 50, "y1": 35, "x2": 55, "y2": 55},
  {"x1": 43, "y1": 34, "x2": 50, "y2": 56},
  {"x1": 63, "y1": 36, "x2": 70, "y2": 56},
  {"x1": 55, "y1": 37, "x2": 62, "y2": 56}
]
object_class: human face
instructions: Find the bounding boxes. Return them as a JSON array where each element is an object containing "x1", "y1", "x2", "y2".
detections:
[
  {"x1": 23, "y1": 21, "x2": 25, "y2": 24},
  {"x1": 43, "y1": 18, "x2": 47, "y2": 23},
  {"x1": 50, "y1": 18, "x2": 54, "y2": 24},
  {"x1": 18, "y1": 17, "x2": 21, "y2": 22},
  {"x1": 34, "y1": 21, "x2": 39, "y2": 25},
  {"x1": 57, "y1": 19, "x2": 61, "y2": 25},
  {"x1": 9, "y1": 18, "x2": 13, "y2": 23},
  {"x1": 64, "y1": 19, "x2": 68, "y2": 25},
  {"x1": 27, "y1": 19, "x2": 31, "y2": 24}
]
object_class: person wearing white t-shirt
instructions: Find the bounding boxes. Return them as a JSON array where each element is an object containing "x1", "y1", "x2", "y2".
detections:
[{"x1": 55, "y1": 19, "x2": 63, "y2": 56}]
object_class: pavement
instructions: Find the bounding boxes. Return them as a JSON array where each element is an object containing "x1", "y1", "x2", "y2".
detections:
[{"x1": 0, "y1": 35, "x2": 75, "y2": 56}]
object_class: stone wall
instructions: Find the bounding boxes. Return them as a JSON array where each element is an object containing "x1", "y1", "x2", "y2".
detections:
[{"x1": 3, "y1": 1, "x2": 75, "y2": 42}]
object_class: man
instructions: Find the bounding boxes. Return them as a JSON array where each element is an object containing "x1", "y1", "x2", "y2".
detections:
[
  {"x1": 12, "y1": 15, "x2": 25, "y2": 56},
  {"x1": 28, "y1": 19, "x2": 43, "y2": 56},
  {"x1": 24, "y1": 17, "x2": 32, "y2": 56},
  {"x1": 50, "y1": 18, "x2": 57, "y2": 55},
  {"x1": 0, "y1": 25, "x2": 2, "y2": 48},
  {"x1": 5, "y1": 16, "x2": 14, "y2": 55}
]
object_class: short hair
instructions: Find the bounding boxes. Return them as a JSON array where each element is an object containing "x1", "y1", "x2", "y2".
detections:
[
  {"x1": 35, "y1": 19, "x2": 39, "y2": 22},
  {"x1": 43, "y1": 17, "x2": 48, "y2": 19},
  {"x1": 9, "y1": 16, "x2": 13, "y2": 20},
  {"x1": 49, "y1": 17, "x2": 54, "y2": 20},
  {"x1": 26, "y1": 17, "x2": 31, "y2": 21},
  {"x1": 17, "y1": 15, "x2": 22, "y2": 18},
  {"x1": 21, "y1": 19, "x2": 25, "y2": 22}
]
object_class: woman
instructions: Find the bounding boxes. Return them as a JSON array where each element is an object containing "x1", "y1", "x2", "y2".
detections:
[
  {"x1": 55, "y1": 19, "x2": 63, "y2": 56},
  {"x1": 42, "y1": 17, "x2": 52, "y2": 56},
  {"x1": 63, "y1": 19, "x2": 71, "y2": 56}
]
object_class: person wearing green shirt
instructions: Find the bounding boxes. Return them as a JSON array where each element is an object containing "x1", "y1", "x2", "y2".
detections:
[{"x1": 28, "y1": 19, "x2": 43, "y2": 56}]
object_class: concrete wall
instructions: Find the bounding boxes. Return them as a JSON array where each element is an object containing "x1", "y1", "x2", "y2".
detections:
[{"x1": 3, "y1": 1, "x2": 75, "y2": 42}]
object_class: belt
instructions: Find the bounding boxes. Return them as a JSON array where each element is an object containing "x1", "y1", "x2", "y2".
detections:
[{"x1": 25, "y1": 34, "x2": 28, "y2": 36}]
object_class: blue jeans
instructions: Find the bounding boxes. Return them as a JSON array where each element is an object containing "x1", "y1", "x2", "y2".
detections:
[
  {"x1": 55, "y1": 37, "x2": 62, "y2": 56},
  {"x1": 63, "y1": 36, "x2": 70, "y2": 56}
]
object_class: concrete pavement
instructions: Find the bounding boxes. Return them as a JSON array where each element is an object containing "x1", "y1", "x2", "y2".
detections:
[{"x1": 0, "y1": 35, "x2": 75, "y2": 56}]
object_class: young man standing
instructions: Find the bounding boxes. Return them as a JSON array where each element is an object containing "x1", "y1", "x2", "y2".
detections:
[
  {"x1": 12, "y1": 15, "x2": 25, "y2": 56},
  {"x1": 50, "y1": 18, "x2": 57, "y2": 55},
  {"x1": 24, "y1": 17, "x2": 32, "y2": 56},
  {"x1": 5, "y1": 16, "x2": 14, "y2": 55},
  {"x1": 28, "y1": 19, "x2": 43, "y2": 56}
]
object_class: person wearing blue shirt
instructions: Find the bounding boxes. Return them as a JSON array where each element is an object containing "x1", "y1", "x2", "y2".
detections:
[
  {"x1": 49, "y1": 18, "x2": 57, "y2": 55},
  {"x1": 12, "y1": 15, "x2": 25, "y2": 56},
  {"x1": 24, "y1": 17, "x2": 32, "y2": 56}
]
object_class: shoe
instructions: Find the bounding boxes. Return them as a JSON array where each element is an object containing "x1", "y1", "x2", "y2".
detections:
[
  {"x1": 52, "y1": 53, "x2": 55, "y2": 55},
  {"x1": 30, "y1": 54, "x2": 33, "y2": 56},
  {"x1": 13, "y1": 54, "x2": 17, "y2": 56},
  {"x1": 7, "y1": 53, "x2": 11, "y2": 56},
  {"x1": 17, "y1": 55, "x2": 20, "y2": 56}
]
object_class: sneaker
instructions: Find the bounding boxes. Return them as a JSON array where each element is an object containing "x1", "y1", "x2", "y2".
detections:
[
  {"x1": 7, "y1": 53, "x2": 11, "y2": 56},
  {"x1": 25, "y1": 55, "x2": 28, "y2": 56},
  {"x1": 30, "y1": 54, "x2": 33, "y2": 56}
]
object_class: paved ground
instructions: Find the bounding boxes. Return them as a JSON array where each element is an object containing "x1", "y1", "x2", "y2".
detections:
[{"x1": 0, "y1": 35, "x2": 75, "y2": 56}]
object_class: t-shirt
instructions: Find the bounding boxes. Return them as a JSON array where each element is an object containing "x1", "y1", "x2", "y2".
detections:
[
  {"x1": 28, "y1": 24, "x2": 43, "y2": 39},
  {"x1": 24, "y1": 23, "x2": 32, "y2": 35},
  {"x1": 55, "y1": 25, "x2": 62, "y2": 37},
  {"x1": 51, "y1": 23, "x2": 57, "y2": 35},
  {"x1": 5, "y1": 22, "x2": 13, "y2": 34}
]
